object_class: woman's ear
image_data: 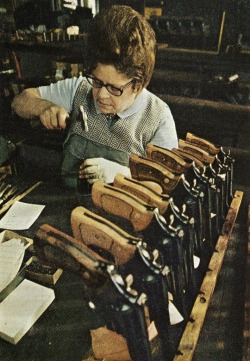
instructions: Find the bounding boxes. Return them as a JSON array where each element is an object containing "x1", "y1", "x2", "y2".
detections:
[{"x1": 133, "y1": 82, "x2": 142, "y2": 93}]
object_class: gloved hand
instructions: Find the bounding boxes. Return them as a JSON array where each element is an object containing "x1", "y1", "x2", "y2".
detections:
[{"x1": 79, "y1": 158, "x2": 131, "y2": 184}]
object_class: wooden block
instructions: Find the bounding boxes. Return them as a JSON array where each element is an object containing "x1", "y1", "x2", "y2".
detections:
[
  {"x1": 25, "y1": 256, "x2": 63, "y2": 286},
  {"x1": 87, "y1": 306, "x2": 158, "y2": 361},
  {"x1": 91, "y1": 326, "x2": 131, "y2": 361}
]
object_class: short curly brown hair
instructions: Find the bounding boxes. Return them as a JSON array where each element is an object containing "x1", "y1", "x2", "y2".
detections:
[{"x1": 86, "y1": 5, "x2": 156, "y2": 89}]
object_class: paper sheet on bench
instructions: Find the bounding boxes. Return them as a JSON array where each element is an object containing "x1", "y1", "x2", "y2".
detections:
[
  {"x1": 0, "y1": 201, "x2": 45, "y2": 230},
  {"x1": 0, "y1": 279, "x2": 55, "y2": 344},
  {"x1": 0, "y1": 238, "x2": 26, "y2": 292}
]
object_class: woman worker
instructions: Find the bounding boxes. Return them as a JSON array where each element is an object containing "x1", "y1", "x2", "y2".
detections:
[{"x1": 12, "y1": 5, "x2": 178, "y2": 188}]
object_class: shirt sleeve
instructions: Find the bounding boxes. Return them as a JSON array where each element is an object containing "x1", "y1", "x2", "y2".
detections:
[
  {"x1": 151, "y1": 106, "x2": 178, "y2": 150},
  {"x1": 38, "y1": 76, "x2": 84, "y2": 113}
]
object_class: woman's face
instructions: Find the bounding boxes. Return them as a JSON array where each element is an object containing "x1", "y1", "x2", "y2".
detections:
[{"x1": 91, "y1": 63, "x2": 139, "y2": 114}]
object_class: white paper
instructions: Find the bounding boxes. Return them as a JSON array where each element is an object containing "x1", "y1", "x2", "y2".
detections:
[
  {"x1": 169, "y1": 300, "x2": 184, "y2": 325},
  {"x1": 0, "y1": 238, "x2": 26, "y2": 292},
  {"x1": 194, "y1": 254, "x2": 200, "y2": 269},
  {"x1": 0, "y1": 201, "x2": 45, "y2": 230},
  {"x1": 168, "y1": 291, "x2": 184, "y2": 324},
  {"x1": 148, "y1": 296, "x2": 184, "y2": 340},
  {"x1": 0, "y1": 279, "x2": 55, "y2": 344}
]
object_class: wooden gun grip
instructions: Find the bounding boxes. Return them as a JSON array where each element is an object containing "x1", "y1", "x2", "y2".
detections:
[
  {"x1": 71, "y1": 206, "x2": 142, "y2": 265},
  {"x1": 129, "y1": 153, "x2": 180, "y2": 194},
  {"x1": 146, "y1": 143, "x2": 191, "y2": 174},
  {"x1": 113, "y1": 174, "x2": 169, "y2": 215},
  {"x1": 171, "y1": 148, "x2": 205, "y2": 169},
  {"x1": 34, "y1": 224, "x2": 109, "y2": 287},
  {"x1": 91, "y1": 182, "x2": 155, "y2": 232},
  {"x1": 178, "y1": 139, "x2": 215, "y2": 165},
  {"x1": 186, "y1": 132, "x2": 220, "y2": 155}
]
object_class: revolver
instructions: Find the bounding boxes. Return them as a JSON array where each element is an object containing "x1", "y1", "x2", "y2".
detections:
[
  {"x1": 34, "y1": 223, "x2": 154, "y2": 361},
  {"x1": 71, "y1": 206, "x2": 173, "y2": 360}
]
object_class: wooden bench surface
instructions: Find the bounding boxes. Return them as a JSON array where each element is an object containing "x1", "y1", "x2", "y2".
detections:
[{"x1": 243, "y1": 205, "x2": 250, "y2": 360}]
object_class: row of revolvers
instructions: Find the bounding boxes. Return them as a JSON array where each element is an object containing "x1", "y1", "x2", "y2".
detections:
[{"x1": 33, "y1": 133, "x2": 234, "y2": 361}]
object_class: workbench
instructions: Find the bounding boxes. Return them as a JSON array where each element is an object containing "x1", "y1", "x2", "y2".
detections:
[
  {"x1": 0, "y1": 179, "x2": 101, "y2": 361},
  {"x1": 0, "y1": 177, "x2": 248, "y2": 361}
]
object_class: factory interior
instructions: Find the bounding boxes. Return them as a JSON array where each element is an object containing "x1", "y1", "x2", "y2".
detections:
[{"x1": 0, "y1": 1, "x2": 249, "y2": 360}]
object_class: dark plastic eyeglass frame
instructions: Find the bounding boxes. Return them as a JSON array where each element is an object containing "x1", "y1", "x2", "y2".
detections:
[{"x1": 85, "y1": 74, "x2": 134, "y2": 96}]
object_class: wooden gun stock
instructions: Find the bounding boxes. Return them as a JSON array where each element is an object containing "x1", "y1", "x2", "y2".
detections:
[
  {"x1": 178, "y1": 139, "x2": 215, "y2": 165},
  {"x1": 171, "y1": 148, "x2": 205, "y2": 168},
  {"x1": 113, "y1": 173, "x2": 170, "y2": 215},
  {"x1": 129, "y1": 153, "x2": 180, "y2": 194},
  {"x1": 186, "y1": 132, "x2": 220, "y2": 155},
  {"x1": 146, "y1": 143, "x2": 191, "y2": 174},
  {"x1": 91, "y1": 181, "x2": 156, "y2": 232},
  {"x1": 34, "y1": 224, "x2": 109, "y2": 287},
  {"x1": 71, "y1": 206, "x2": 142, "y2": 265}
]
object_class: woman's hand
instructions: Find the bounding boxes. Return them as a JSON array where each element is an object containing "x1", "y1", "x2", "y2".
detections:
[
  {"x1": 40, "y1": 103, "x2": 69, "y2": 129},
  {"x1": 12, "y1": 88, "x2": 69, "y2": 129},
  {"x1": 79, "y1": 158, "x2": 131, "y2": 184}
]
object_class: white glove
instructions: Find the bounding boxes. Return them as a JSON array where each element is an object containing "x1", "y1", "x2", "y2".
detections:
[{"x1": 80, "y1": 158, "x2": 131, "y2": 184}]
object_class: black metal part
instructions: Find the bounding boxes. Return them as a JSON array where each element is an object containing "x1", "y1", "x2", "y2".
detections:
[
  {"x1": 88, "y1": 266, "x2": 153, "y2": 361},
  {"x1": 142, "y1": 212, "x2": 188, "y2": 319},
  {"x1": 119, "y1": 242, "x2": 172, "y2": 361}
]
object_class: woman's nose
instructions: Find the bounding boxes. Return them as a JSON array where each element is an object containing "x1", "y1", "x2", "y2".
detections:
[{"x1": 97, "y1": 86, "x2": 111, "y2": 98}]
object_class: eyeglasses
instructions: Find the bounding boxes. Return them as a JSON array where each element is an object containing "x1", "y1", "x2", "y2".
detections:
[{"x1": 85, "y1": 74, "x2": 134, "y2": 96}]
